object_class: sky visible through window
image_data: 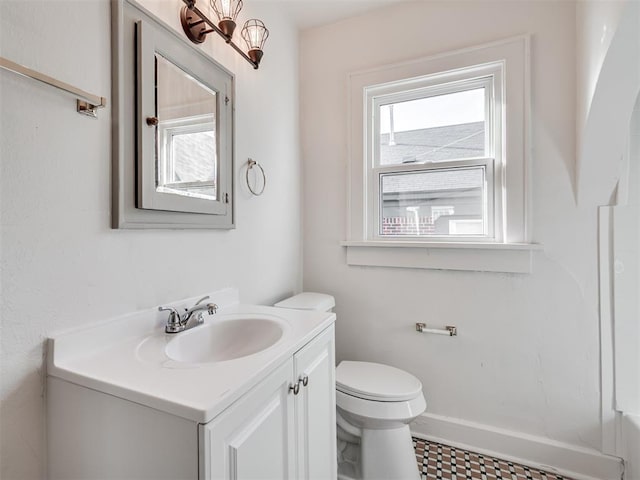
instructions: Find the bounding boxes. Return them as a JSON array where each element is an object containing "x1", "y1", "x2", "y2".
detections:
[{"x1": 379, "y1": 88, "x2": 485, "y2": 134}]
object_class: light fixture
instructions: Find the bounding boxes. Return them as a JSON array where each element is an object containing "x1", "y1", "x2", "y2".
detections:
[
  {"x1": 180, "y1": 0, "x2": 269, "y2": 70},
  {"x1": 210, "y1": 0, "x2": 243, "y2": 40},
  {"x1": 241, "y1": 19, "x2": 269, "y2": 66}
]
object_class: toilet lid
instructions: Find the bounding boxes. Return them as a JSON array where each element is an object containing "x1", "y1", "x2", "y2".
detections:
[
  {"x1": 274, "y1": 292, "x2": 335, "y2": 311},
  {"x1": 336, "y1": 361, "x2": 423, "y2": 402}
]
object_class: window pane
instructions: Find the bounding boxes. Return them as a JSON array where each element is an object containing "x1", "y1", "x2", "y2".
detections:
[
  {"x1": 379, "y1": 88, "x2": 485, "y2": 165},
  {"x1": 380, "y1": 167, "x2": 486, "y2": 236}
]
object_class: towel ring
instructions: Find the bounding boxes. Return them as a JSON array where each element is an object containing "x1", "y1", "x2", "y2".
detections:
[{"x1": 246, "y1": 158, "x2": 266, "y2": 196}]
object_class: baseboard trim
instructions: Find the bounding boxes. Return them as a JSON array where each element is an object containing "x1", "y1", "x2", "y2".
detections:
[{"x1": 411, "y1": 413, "x2": 623, "y2": 480}]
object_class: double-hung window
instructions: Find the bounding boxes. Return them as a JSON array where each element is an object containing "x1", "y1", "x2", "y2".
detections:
[
  {"x1": 367, "y1": 67, "x2": 502, "y2": 241},
  {"x1": 345, "y1": 37, "x2": 535, "y2": 272}
]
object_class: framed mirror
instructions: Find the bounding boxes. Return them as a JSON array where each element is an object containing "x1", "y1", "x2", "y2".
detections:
[{"x1": 112, "y1": 0, "x2": 234, "y2": 229}]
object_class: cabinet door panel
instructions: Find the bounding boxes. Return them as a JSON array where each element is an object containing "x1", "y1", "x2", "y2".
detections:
[
  {"x1": 200, "y1": 359, "x2": 295, "y2": 480},
  {"x1": 294, "y1": 325, "x2": 337, "y2": 480}
]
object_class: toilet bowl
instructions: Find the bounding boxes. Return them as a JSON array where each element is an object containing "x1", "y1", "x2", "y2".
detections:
[{"x1": 275, "y1": 292, "x2": 427, "y2": 480}]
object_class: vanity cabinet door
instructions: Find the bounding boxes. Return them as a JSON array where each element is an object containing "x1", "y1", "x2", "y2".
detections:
[
  {"x1": 294, "y1": 325, "x2": 337, "y2": 480},
  {"x1": 200, "y1": 358, "x2": 296, "y2": 480}
]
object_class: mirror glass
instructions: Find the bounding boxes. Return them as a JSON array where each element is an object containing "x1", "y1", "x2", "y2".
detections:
[{"x1": 155, "y1": 54, "x2": 218, "y2": 201}]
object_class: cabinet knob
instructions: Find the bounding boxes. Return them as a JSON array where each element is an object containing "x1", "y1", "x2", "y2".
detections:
[
  {"x1": 301, "y1": 375, "x2": 309, "y2": 387},
  {"x1": 289, "y1": 382, "x2": 300, "y2": 395},
  {"x1": 146, "y1": 116, "x2": 159, "y2": 126}
]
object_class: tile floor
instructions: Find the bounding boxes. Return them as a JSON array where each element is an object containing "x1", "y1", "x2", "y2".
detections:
[{"x1": 413, "y1": 438, "x2": 576, "y2": 480}]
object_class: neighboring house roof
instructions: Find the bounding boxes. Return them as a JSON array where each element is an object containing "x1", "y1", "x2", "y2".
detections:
[
  {"x1": 382, "y1": 168, "x2": 483, "y2": 194},
  {"x1": 379, "y1": 121, "x2": 485, "y2": 195},
  {"x1": 380, "y1": 121, "x2": 484, "y2": 165}
]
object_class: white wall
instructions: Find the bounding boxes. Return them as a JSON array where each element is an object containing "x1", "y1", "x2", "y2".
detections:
[
  {"x1": 575, "y1": 0, "x2": 640, "y2": 463},
  {"x1": 0, "y1": 0, "x2": 301, "y2": 477},
  {"x1": 613, "y1": 95, "x2": 640, "y2": 418},
  {"x1": 612, "y1": 84, "x2": 640, "y2": 480},
  {"x1": 576, "y1": 0, "x2": 640, "y2": 206},
  {"x1": 575, "y1": 0, "x2": 627, "y2": 141},
  {"x1": 301, "y1": 0, "x2": 607, "y2": 458},
  {"x1": 623, "y1": 415, "x2": 640, "y2": 480}
]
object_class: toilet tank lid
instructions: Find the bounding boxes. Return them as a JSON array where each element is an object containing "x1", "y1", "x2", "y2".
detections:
[
  {"x1": 336, "y1": 361, "x2": 423, "y2": 402},
  {"x1": 274, "y1": 292, "x2": 335, "y2": 311}
]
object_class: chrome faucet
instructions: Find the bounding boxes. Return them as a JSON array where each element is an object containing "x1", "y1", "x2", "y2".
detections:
[{"x1": 159, "y1": 295, "x2": 218, "y2": 334}]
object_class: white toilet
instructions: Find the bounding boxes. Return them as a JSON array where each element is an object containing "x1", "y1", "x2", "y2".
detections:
[{"x1": 275, "y1": 293, "x2": 427, "y2": 480}]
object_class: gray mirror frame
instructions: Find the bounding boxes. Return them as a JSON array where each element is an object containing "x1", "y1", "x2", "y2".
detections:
[{"x1": 111, "y1": 0, "x2": 235, "y2": 229}]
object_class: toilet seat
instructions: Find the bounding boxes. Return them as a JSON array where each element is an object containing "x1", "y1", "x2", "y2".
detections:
[
  {"x1": 337, "y1": 390, "x2": 427, "y2": 426},
  {"x1": 336, "y1": 361, "x2": 423, "y2": 402}
]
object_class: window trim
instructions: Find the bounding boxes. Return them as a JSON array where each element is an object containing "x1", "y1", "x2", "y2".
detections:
[{"x1": 345, "y1": 36, "x2": 537, "y2": 272}]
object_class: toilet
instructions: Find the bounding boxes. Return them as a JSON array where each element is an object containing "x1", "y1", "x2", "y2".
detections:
[{"x1": 275, "y1": 293, "x2": 427, "y2": 480}]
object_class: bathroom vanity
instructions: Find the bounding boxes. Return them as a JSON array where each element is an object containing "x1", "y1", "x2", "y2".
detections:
[{"x1": 47, "y1": 289, "x2": 336, "y2": 479}]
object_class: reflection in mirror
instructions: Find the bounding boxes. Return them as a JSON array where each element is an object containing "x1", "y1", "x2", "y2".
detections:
[{"x1": 155, "y1": 54, "x2": 218, "y2": 201}]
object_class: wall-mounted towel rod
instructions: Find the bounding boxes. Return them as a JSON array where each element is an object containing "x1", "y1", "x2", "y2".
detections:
[{"x1": 0, "y1": 56, "x2": 107, "y2": 118}]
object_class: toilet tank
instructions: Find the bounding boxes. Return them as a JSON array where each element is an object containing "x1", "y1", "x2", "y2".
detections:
[{"x1": 274, "y1": 292, "x2": 335, "y2": 312}]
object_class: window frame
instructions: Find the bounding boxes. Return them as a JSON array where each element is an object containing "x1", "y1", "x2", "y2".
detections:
[{"x1": 366, "y1": 69, "x2": 502, "y2": 242}]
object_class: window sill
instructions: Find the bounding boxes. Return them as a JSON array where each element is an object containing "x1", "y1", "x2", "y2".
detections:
[{"x1": 340, "y1": 241, "x2": 543, "y2": 273}]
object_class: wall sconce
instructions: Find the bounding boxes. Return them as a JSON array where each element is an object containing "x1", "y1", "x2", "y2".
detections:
[{"x1": 180, "y1": 0, "x2": 269, "y2": 69}]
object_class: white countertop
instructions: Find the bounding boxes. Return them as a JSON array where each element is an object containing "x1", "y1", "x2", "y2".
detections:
[{"x1": 47, "y1": 291, "x2": 335, "y2": 424}]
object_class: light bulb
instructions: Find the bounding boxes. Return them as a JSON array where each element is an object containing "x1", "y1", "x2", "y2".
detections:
[
  {"x1": 210, "y1": 0, "x2": 242, "y2": 21},
  {"x1": 210, "y1": 0, "x2": 243, "y2": 38},
  {"x1": 242, "y1": 19, "x2": 268, "y2": 49}
]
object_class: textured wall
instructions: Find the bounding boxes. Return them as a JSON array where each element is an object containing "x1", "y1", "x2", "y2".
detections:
[
  {"x1": 575, "y1": 1, "x2": 640, "y2": 207},
  {"x1": 0, "y1": 0, "x2": 301, "y2": 477},
  {"x1": 300, "y1": 0, "x2": 607, "y2": 451},
  {"x1": 623, "y1": 415, "x2": 640, "y2": 480}
]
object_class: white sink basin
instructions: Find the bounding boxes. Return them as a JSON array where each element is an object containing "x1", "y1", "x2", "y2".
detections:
[
  {"x1": 49, "y1": 291, "x2": 335, "y2": 423},
  {"x1": 164, "y1": 316, "x2": 285, "y2": 364}
]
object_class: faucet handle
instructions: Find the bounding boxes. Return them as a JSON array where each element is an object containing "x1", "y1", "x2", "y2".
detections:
[
  {"x1": 158, "y1": 306, "x2": 181, "y2": 324},
  {"x1": 159, "y1": 305, "x2": 180, "y2": 315},
  {"x1": 159, "y1": 306, "x2": 185, "y2": 334}
]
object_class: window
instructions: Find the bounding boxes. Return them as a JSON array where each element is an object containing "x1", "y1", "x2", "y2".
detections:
[
  {"x1": 369, "y1": 71, "x2": 500, "y2": 241},
  {"x1": 344, "y1": 37, "x2": 535, "y2": 273}
]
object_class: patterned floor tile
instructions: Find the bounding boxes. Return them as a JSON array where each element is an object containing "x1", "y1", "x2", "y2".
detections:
[{"x1": 413, "y1": 437, "x2": 576, "y2": 480}]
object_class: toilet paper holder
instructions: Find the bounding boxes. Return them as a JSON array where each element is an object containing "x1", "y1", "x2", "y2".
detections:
[{"x1": 415, "y1": 323, "x2": 457, "y2": 336}]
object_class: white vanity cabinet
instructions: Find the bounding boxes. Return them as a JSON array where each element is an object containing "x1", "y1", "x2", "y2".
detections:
[
  {"x1": 201, "y1": 325, "x2": 336, "y2": 480},
  {"x1": 293, "y1": 324, "x2": 337, "y2": 480},
  {"x1": 48, "y1": 315, "x2": 336, "y2": 480}
]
